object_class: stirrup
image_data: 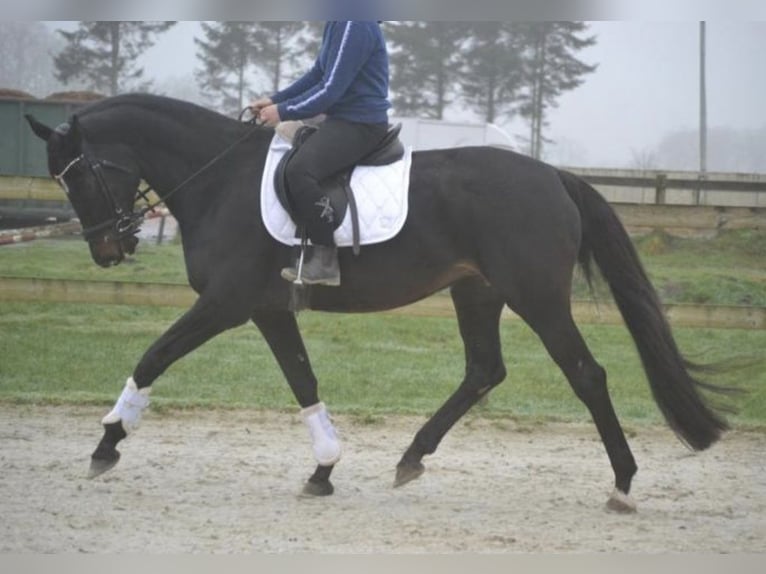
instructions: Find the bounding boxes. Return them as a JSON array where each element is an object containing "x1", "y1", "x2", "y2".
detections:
[
  {"x1": 283, "y1": 232, "x2": 309, "y2": 285},
  {"x1": 279, "y1": 235, "x2": 308, "y2": 285},
  {"x1": 281, "y1": 244, "x2": 340, "y2": 287}
]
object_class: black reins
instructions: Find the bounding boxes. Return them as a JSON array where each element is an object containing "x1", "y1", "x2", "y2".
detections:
[{"x1": 73, "y1": 109, "x2": 263, "y2": 242}]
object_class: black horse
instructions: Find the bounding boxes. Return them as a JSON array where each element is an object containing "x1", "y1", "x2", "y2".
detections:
[{"x1": 27, "y1": 94, "x2": 732, "y2": 512}]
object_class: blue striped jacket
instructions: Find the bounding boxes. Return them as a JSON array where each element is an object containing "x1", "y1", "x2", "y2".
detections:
[{"x1": 272, "y1": 21, "x2": 391, "y2": 124}]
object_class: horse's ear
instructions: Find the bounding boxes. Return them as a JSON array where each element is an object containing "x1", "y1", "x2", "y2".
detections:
[
  {"x1": 69, "y1": 115, "x2": 83, "y2": 147},
  {"x1": 25, "y1": 114, "x2": 54, "y2": 142}
]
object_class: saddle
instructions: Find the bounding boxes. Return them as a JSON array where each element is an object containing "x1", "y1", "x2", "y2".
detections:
[{"x1": 274, "y1": 123, "x2": 404, "y2": 255}]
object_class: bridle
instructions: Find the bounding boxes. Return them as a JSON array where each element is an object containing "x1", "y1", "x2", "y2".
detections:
[
  {"x1": 53, "y1": 152, "x2": 148, "y2": 242},
  {"x1": 53, "y1": 109, "x2": 264, "y2": 244}
]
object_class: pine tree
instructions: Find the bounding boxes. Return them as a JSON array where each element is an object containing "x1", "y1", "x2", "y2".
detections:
[
  {"x1": 250, "y1": 22, "x2": 306, "y2": 93},
  {"x1": 516, "y1": 22, "x2": 597, "y2": 159},
  {"x1": 385, "y1": 22, "x2": 469, "y2": 119},
  {"x1": 296, "y1": 21, "x2": 325, "y2": 56},
  {"x1": 195, "y1": 22, "x2": 259, "y2": 114},
  {"x1": 54, "y1": 21, "x2": 175, "y2": 96},
  {"x1": 458, "y1": 22, "x2": 525, "y2": 124},
  {"x1": 287, "y1": 21, "x2": 325, "y2": 83},
  {"x1": 195, "y1": 22, "x2": 312, "y2": 114}
]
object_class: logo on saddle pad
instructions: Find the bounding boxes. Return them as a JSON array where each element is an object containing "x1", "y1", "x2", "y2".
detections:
[{"x1": 261, "y1": 126, "x2": 412, "y2": 250}]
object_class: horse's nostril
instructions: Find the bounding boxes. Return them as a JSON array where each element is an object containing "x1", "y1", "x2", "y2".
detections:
[{"x1": 123, "y1": 236, "x2": 139, "y2": 255}]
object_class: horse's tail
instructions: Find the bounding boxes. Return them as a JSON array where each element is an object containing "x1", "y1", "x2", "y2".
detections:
[{"x1": 557, "y1": 168, "x2": 733, "y2": 451}]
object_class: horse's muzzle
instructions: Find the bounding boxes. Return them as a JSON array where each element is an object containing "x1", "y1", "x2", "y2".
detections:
[{"x1": 89, "y1": 233, "x2": 138, "y2": 267}]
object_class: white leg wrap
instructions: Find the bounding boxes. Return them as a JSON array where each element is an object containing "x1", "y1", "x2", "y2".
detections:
[
  {"x1": 101, "y1": 377, "x2": 151, "y2": 434},
  {"x1": 300, "y1": 402, "x2": 341, "y2": 466}
]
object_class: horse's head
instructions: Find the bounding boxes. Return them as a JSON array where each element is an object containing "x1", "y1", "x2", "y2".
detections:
[{"x1": 26, "y1": 114, "x2": 142, "y2": 267}]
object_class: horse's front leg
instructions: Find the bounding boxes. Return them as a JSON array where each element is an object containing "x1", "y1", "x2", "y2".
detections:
[
  {"x1": 252, "y1": 308, "x2": 340, "y2": 496},
  {"x1": 89, "y1": 296, "x2": 249, "y2": 478}
]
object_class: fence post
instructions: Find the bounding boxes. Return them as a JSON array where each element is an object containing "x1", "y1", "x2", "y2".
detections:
[
  {"x1": 694, "y1": 173, "x2": 706, "y2": 206},
  {"x1": 655, "y1": 173, "x2": 667, "y2": 205},
  {"x1": 156, "y1": 214, "x2": 166, "y2": 245},
  {"x1": 16, "y1": 101, "x2": 25, "y2": 174}
]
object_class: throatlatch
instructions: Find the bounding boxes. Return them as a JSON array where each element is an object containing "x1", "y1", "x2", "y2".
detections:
[
  {"x1": 101, "y1": 377, "x2": 152, "y2": 434},
  {"x1": 300, "y1": 402, "x2": 342, "y2": 466}
]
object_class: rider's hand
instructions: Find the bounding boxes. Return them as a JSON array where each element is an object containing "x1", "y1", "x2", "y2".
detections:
[
  {"x1": 259, "y1": 104, "x2": 281, "y2": 127},
  {"x1": 250, "y1": 97, "x2": 272, "y2": 114}
]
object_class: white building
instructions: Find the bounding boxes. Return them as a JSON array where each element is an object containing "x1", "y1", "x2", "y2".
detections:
[{"x1": 390, "y1": 117, "x2": 515, "y2": 151}]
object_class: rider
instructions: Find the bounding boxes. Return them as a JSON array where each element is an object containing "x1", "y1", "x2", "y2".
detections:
[{"x1": 251, "y1": 20, "x2": 391, "y2": 287}]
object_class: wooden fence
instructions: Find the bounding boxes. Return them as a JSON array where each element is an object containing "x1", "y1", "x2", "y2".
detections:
[
  {"x1": 566, "y1": 167, "x2": 766, "y2": 208},
  {"x1": 1, "y1": 169, "x2": 763, "y2": 329},
  {"x1": 2, "y1": 167, "x2": 763, "y2": 243},
  {"x1": 1, "y1": 277, "x2": 763, "y2": 330},
  {"x1": 2, "y1": 168, "x2": 764, "y2": 223}
]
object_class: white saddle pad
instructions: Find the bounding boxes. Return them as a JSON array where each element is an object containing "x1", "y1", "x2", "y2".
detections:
[{"x1": 260, "y1": 134, "x2": 413, "y2": 247}]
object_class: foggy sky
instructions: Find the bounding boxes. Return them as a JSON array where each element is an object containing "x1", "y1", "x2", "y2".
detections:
[
  {"x1": 49, "y1": 20, "x2": 766, "y2": 169},
  {"x1": 543, "y1": 21, "x2": 766, "y2": 167}
]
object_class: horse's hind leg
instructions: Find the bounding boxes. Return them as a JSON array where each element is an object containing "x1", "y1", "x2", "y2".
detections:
[
  {"x1": 395, "y1": 276, "x2": 506, "y2": 487},
  {"x1": 525, "y1": 306, "x2": 638, "y2": 512}
]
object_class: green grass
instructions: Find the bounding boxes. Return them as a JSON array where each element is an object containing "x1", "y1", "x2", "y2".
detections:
[
  {"x1": 1, "y1": 301, "x2": 764, "y2": 427},
  {"x1": 0, "y1": 229, "x2": 764, "y2": 427},
  {"x1": 633, "y1": 229, "x2": 766, "y2": 306},
  {"x1": 0, "y1": 238, "x2": 188, "y2": 284},
  {"x1": 571, "y1": 229, "x2": 766, "y2": 306}
]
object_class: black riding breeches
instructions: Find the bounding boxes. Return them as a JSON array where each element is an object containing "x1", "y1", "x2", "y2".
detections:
[{"x1": 285, "y1": 117, "x2": 389, "y2": 246}]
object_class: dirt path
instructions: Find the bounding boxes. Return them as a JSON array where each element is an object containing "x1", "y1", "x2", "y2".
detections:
[{"x1": 1, "y1": 405, "x2": 763, "y2": 553}]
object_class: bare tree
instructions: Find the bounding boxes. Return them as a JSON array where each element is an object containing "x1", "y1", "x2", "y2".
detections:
[
  {"x1": 630, "y1": 148, "x2": 659, "y2": 171},
  {"x1": 655, "y1": 127, "x2": 766, "y2": 173}
]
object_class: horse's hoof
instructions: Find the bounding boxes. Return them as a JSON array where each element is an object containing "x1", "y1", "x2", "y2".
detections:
[
  {"x1": 301, "y1": 479, "x2": 334, "y2": 497},
  {"x1": 88, "y1": 451, "x2": 120, "y2": 479},
  {"x1": 394, "y1": 461, "x2": 425, "y2": 488},
  {"x1": 606, "y1": 488, "x2": 637, "y2": 513}
]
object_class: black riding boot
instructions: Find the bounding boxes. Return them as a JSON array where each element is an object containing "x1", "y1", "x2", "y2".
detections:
[{"x1": 281, "y1": 245, "x2": 340, "y2": 286}]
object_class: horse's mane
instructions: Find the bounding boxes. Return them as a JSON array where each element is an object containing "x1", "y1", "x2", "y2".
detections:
[
  {"x1": 78, "y1": 93, "x2": 233, "y2": 126},
  {"x1": 75, "y1": 93, "x2": 266, "y2": 151}
]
